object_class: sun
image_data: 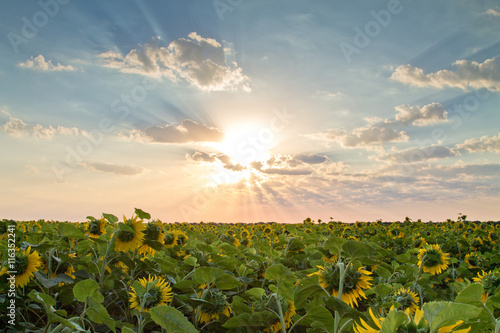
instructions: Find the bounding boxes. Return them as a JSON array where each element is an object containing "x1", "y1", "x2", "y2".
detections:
[{"x1": 216, "y1": 123, "x2": 275, "y2": 167}]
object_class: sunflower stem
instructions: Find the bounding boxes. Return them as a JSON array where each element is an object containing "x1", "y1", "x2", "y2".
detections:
[
  {"x1": 334, "y1": 262, "x2": 346, "y2": 333},
  {"x1": 98, "y1": 230, "x2": 117, "y2": 286},
  {"x1": 273, "y1": 289, "x2": 287, "y2": 333}
]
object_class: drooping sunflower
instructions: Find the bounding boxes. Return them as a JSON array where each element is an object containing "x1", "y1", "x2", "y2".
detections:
[
  {"x1": 473, "y1": 270, "x2": 500, "y2": 302},
  {"x1": 392, "y1": 287, "x2": 419, "y2": 315},
  {"x1": 464, "y1": 253, "x2": 481, "y2": 269},
  {"x1": 87, "y1": 218, "x2": 107, "y2": 238},
  {"x1": 6, "y1": 246, "x2": 42, "y2": 288},
  {"x1": 309, "y1": 263, "x2": 373, "y2": 307},
  {"x1": 138, "y1": 221, "x2": 163, "y2": 254},
  {"x1": 264, "y1": 296, "x2": 296, "y2": 333},
  {"x1": 418, "y1": 244, "x2": 449, "y2": 275},
  {"x1": 43, "y1": 253, "x2": 76, "y2": 281},
  {"x1": 114, "y1": 215, "x2": 145, "y2": 252},
  {"x1": 488, "y1": 231, "x2": 498, "y2": 243},
  {"x1": 162, "y1": 231, "x2": 178, "y2": 248},
  {"x1": 129, "y1": 274, "x2": 173, "y2": 312},
  {"x1": 175, "y1": 230, "x2": 188, "y2": 246},
  {"x1": 195, "y1": 284, "x2": 232, "y2": 324}
]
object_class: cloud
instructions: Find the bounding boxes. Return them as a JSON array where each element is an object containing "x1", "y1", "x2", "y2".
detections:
[
  {"x1": 390, "y1": 56, "x2": 500, "y2": 91},
  {"x1": 395, "y1": 103, "x2": 447, "y2": 126},
  {"x1": 18, "y1": 55, "x2": 76, "y2": 72},
  {"x1": 263, "y1": 168, "x2": 313, "y2": 176},
  {"x1": 377, "y1": 145, "x2": 457, "y2": 163},
  {"x1": 455, "y1": 133, "x2": 500, "y2": 152},
  {"x1": 141, "y1": 119, "x2": 224, "y2": 143},
  {"x1": 485, "y1": 8, "x2": 500, "y2": 16},
  {"x1": 313, "y1": 90, "x2": 343, "y2": 99},
  {"x1": 99, "y1": 33, "x2": 250, "y2": 91},
  {"x1": 321, "y1": 123, "x2": 408, "y2": 148},
  {"x1": 1, "y1": 117, "x2": 82, "y2": 139},
  {"x1": 1, "y1": 117, "x2": 29, "y2": 137},
  {"x1": 293, "y1": 153, "x2": 329, "y2": 164},
  {"x1": 84, "y1": 161, "x2": 144, "y2": 175}
]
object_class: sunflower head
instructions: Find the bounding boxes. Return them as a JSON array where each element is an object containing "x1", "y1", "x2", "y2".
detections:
[
  {"x1": 418, "y1": 244, "x2": 449, "y2": 275},
  {"x1": 473, "y1": 270, "x2": 500, "y2": 302},
  {"x1": 129, "y1": 275, "x2": 173, "y2": 312},
  {"x1": 196, "y1": 284, "x2": 232, "y2": 324},
  {"x1": 309, "y1": 263, "x2": 373, "y2": 307},
  {"x1": 88, "y1": 218, "x2": 107, "y2": 238},
  {"x1": 138, "y1": 222, "x2": 163, "y2": 254},
  {"x1": 114, "y1": 215, "x2": 145, "y2": 252},
  {"x1": 263, "y1": 294, "x2": 295, "y2": 333},
  {"x1": 464, "y1": 253, "x2": 481, "y2": 269},
  {"x1": 12, "y1": 246, "x2": 42, "y2": 288},
  {"x1": 392, "y1": 287, "x2": 419, "y2": 315}
]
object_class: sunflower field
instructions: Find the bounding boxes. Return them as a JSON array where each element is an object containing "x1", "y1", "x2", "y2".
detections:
[{"x1": 1, "y1": 209, "x2": 500, "y2": 333}]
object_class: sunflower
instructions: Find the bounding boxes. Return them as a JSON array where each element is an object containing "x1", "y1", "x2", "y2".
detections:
[
  {"x1": 5, "y1": 246, "x2": 42, "y2": 288},
  {"x1": 309, "y1": 263, "x2": 373, "y2": 307},
  {"x1": 488, "y1": 231, "x2": 498, "y2": 243},
  {"x1": 264, "y1": 296, "x2": 296, "y2": 333},
  {"x1": 392, "y1": 287, "x2": 419, "y2": 315},
  {"x1": 114, "y1": 215, "x2": 145, "y2": 252},
  {"x1": 196, "y1": 284, "x2": 232, "y2": 324},
  {"x1": 138, "y1": 221, "x2": 163, "y2": 254},
  {"x1": 43, "y1": 253, "x2": 76, "y2": 281},
  {"x1": 175, "y1": 230, "x2": 188, "y2": 246},
  {"x1": 353, "y1": 307, "x2": 383, "y2": 333},
  {"x1": 473, "y1": 270, "x2": 500, "y2": 302},
  {"x1": 418, "y1": 244, "x2": 449, "y2": 275},
  {"x1": 129, "y1": 275, "x2": 173, "y2": 312},
  {"x1": 162, "y1": 231, "x2": 178, "y2": 248},
  {"x1": 464, "y1": 253, "x2": 481, "y2": 269},
  {"x1": 87, "y1": 218, "x2": 107, "y2": 238}
]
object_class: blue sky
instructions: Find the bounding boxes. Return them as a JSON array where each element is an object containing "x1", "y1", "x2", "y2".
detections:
[{"x1": 1, "y1": 0, "x2": 499, "y2": 222}]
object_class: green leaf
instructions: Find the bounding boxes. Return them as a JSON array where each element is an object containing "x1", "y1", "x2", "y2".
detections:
[
  {"x1": 150, "y1": 305, "x2": 198, "y2": 333},
  {"x1": 325, "y1": 296, "x2": 366, "y2": 321},
  {"x1": 246, "y1": 288, "x2": 266, "y2": 299},
  {"x1": 215, "y1": 273, "x2": 241, "y2": 290},
  {"x1": 59, "y1": 223, "x2": 86, "y2": 240},
  {"x1": 73, "y1": 279, "x2": 104, "y2": 303},
  {"x1": 102, "y1": 213, "x2": 118, "y2": 224},
  {"x1": 342, "y1": 240, "x2": 376, "y2": 259},
  {"x1": 379, "y1": 309, "x2": 409, "y2": 333},
  {"x1": 375, "y1": 266, "x2": 392, "y2": 279},
  {"x1": 183, "y1": 256, "x2": 198, "y2": 267},
  {"x1": 135, "y1": 208, "x2": 151, "y2": 220},
  {"x1": 373, "y1": 283, "x2": 393, "y2": 299},
  {"x1": 37, "y1": 292, "x2": 56, "y2": 306},
  {"x1": 57, "y1": 288, "x2": 74, "y2": 305},
  {"x1": 294, "y1": 275, "x2": 326, "y2": 309},
  {"x1": 455, "y1": 283, "x2": 484, "y2": 306},
  {"x1": 34, "y1": 271, "x2": 73, "y2": 288},
  {"x1": 86, "y1": 298, "x2": 116, "y2": 332},
  {"x1": 265, "y1": 263, "x2": 294, "y2": 283},
  {"x1": 300, "y1": 305, "x2": 335, "y2": 333},
  {"x1": 193, "y1": 266, "x2": 222, "y2": 285},
  {"x1": 422, "y1": 301, "x2": 482, "y2": 333},
  {"x1": 323, "y1": 237, "x2": 347, "y2": 254}
]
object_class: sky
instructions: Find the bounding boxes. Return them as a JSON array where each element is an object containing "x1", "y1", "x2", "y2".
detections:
[{"x1": 1, "y1": 0, "x2": 500, "y2": 223}]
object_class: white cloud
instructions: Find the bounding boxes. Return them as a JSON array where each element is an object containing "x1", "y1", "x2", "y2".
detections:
[
  {"x1": 292, "y1": 153, "x2": 329, "y2": 165},
  {"x1": 99, "y1": 33, "x2": 250, "y2": 91},
  {"x1": 455, "y1": 133, "x2": 500, "y2": 152},
  {"x1": 18, "y1": 55, "x2": 76, "y2": 72},
  {"x1": 377, "y1": 145, "x2": 457, "y2": 163},
  {"x1": 313, "y1": 90, "x2": 343, "y2": 99},
  {"x1": 485, "y1": 8, "x2": 500, "y2": 16},
  {"x1": 139, "y1": 119, "x2": 224, "y2": 144},
  {"x1": 84, "y1": 161, "x2": 144, "y2": 175},
  {"x1": 395, "y1": 103, "x2": 447, "y2": 126},
  {"x1": 390, "y1": 56, "x2": 500, "y2": 91},
  {"x1": 1, "y1": 117, "x2": 82, "y2": 139},
  {"x1": 320, "y1": 123, "x2": 409, "y2": 148},
  {"x1": 1, "y1": 117, "x2": 30, "y2": 137}
]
